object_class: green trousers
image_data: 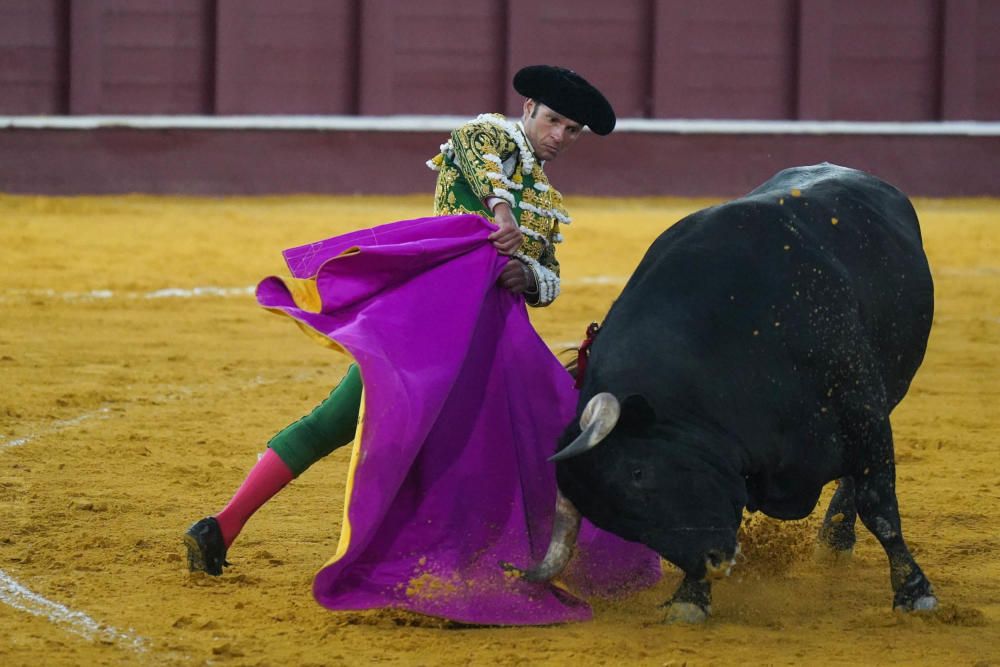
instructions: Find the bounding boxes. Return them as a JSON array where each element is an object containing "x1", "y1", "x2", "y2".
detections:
[{"x1": 267, "y1": 364, "x2": 363, "y2": 477}]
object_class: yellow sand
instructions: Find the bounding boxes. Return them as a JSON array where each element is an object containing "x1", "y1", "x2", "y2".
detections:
[{"x1": 0, "y1": 193, "x2": 997, "y2": 666}]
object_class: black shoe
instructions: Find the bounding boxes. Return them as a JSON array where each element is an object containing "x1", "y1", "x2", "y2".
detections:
[{"x1": 184, "y1": 517, "x2": 230, "y2": 576}]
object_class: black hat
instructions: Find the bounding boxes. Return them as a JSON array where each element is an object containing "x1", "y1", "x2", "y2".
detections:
[{"x1": 513, "y1": 65, "x2": 616, "y2": 135}]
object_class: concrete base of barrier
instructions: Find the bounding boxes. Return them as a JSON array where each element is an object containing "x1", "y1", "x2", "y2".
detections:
[{"x1": 2, "y1": 119, "x2": 998, "y2": 197}]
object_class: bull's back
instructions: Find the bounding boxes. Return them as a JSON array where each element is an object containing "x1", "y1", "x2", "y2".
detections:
[
  {"x1": 605, "y1": 163, "x2": 932, "y2": 411},
  {"x1": 748, "y1": 164, "x2": 933, "y2": 405}
]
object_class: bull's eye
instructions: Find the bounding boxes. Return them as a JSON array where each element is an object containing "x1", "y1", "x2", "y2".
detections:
[{"x1": 631, "y1": 468, "x2": 643, "y2": 482}]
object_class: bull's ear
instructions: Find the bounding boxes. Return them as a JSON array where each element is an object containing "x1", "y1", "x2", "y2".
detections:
[{"x1": 619, "y1": 394, "x2": 656, "y2": 434}]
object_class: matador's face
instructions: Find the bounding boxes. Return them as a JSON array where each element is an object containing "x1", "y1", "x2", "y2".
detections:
[{"x1": 521, "y1": 100, "x2": 583, "y2": 162}]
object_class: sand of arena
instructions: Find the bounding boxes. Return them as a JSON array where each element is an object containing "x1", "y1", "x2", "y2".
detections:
[{"x1": 0, "y1": 193, "x2": 997, "y2": 666}]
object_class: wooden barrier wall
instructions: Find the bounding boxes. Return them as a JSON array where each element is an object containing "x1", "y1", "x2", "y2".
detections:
[
  {"x1": 2, "y1": 0, "x2": 999, "y2": 196},
  {"x1": 3, "y1": 0, "x2": 999, "y2": 121}
]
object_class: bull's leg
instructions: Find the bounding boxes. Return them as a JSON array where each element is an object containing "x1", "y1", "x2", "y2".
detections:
[
  {"x1": 818, "y1": 476, "x2": 858, "y2": 555},
  {"x1": 662, "y1": 576, "x2": 711, "y2": 624},
  {"x1": 854, "y1": 420, "x2": 937, "y2": 612}
]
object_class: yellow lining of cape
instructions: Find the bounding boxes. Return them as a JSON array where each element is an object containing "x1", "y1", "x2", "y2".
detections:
[
  {"x1": 325, "y1": 389, "x2": 363, "y2": 567},
  {"x1": 283, "y1": 276, "x2": 324, "y2": 314},
  {"x1": 261, "y1": 270, "x2": 364, "y2": 572}
]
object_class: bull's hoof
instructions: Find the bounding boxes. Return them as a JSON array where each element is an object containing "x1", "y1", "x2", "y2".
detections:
[
  {"x1": 814, "y1": 541, "x2": 854, "y2": 564},
  {"x1": 817, "y1": 517, "x2": 856, "y2": 554},
  {"x1": 894, "y1": 594, "x2": 939, "y2": 613},
  {"x1": 893, "y1": 572, "x2": 937, "y2": 612},
  {"x1": 663, "y1": 602, "x2": 709, "y2": 624}
]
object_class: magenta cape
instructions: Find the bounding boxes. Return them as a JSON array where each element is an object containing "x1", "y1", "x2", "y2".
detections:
[{"x1": 255, "y1": 214, "x2": 660, "y2": 625}]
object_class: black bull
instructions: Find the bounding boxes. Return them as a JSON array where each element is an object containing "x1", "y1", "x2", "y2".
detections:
[{"x1": 521, "y1": 163, "x2": 937, "y2": 622}]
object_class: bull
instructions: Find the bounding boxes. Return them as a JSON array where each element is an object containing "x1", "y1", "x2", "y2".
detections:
[{"x1": 521, "y1": 163, "x2": 937, "y2": 623}]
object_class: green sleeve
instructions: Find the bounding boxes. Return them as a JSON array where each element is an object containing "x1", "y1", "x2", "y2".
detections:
[{"x1": 450, "y1": 122, "x2": 518, "y2": 204}]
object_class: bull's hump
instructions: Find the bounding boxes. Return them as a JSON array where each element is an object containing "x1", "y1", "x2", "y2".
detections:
[{"x1": 749, "y1": 162, "x2": 869, "y2": 198}]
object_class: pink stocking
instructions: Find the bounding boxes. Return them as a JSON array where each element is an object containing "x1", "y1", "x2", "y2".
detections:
[{"x1": 214, "y1": 448, "x2": 295, "y2": 547}]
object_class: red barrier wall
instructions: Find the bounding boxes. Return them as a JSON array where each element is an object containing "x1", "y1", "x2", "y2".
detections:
[
  {"x1": 1, "y1": 126, "x2": 995, "y2": 198},
  {"x1": 3, "y1": 0, "x2": 999, "y2": 121},
  {"x1": 2, "y1": 0, "x2": 999, "y2": 196}
]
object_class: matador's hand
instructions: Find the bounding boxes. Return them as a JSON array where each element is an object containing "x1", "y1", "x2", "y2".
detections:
[
  {"x1": 497, "y1": 259, "x2": 537, "y2": 295},
  {"x1": 488, "y1": 204, "x2": 523, "y2": 256}
]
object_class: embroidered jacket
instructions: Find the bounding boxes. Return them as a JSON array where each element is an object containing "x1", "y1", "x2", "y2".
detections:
[{"x1": 427, "y1": 114, "x2": 569, "y2": 306}]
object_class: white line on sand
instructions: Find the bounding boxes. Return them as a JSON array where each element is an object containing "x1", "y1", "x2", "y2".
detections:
[
  {"x1": 4, "y1": 267, "x2": 991, "y2": 304},
  {"x1": 1, "y1": 367, "x2": 325, "y2": 453},
  {"x1": 0, "y1": 286, "x2": 256, "y2": 303},
  {"x1": 563, "y1": 275, "x2": 628, "y2": 286},
  {"x1": 0, "y1": 568, "x2": 147, "y2": 652},
  {"x1": 0, "y1": 277, "x2": 629, "y2": 304},
  {"x1": 0, "y1": 408, "x2": 111, "y2": 452},
  {"x1": 936, "y1": 267, "x2": 1000, "y2": 277},
  {"x1": 143, "y1": 286, "x2": 256, "y2": 299}
]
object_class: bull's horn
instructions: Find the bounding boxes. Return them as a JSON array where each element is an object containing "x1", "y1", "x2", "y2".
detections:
[
  {"x1": 509, "y1": 491, "x2": 581, "y2": 582},
  {"x1": 548, "y1": 392, "x2": 620, "y2": 462}
]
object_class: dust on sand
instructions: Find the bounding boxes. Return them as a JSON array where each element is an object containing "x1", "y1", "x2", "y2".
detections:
[{"x1": 1, "y1": 194, "x2": 997, "y2": 665}]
